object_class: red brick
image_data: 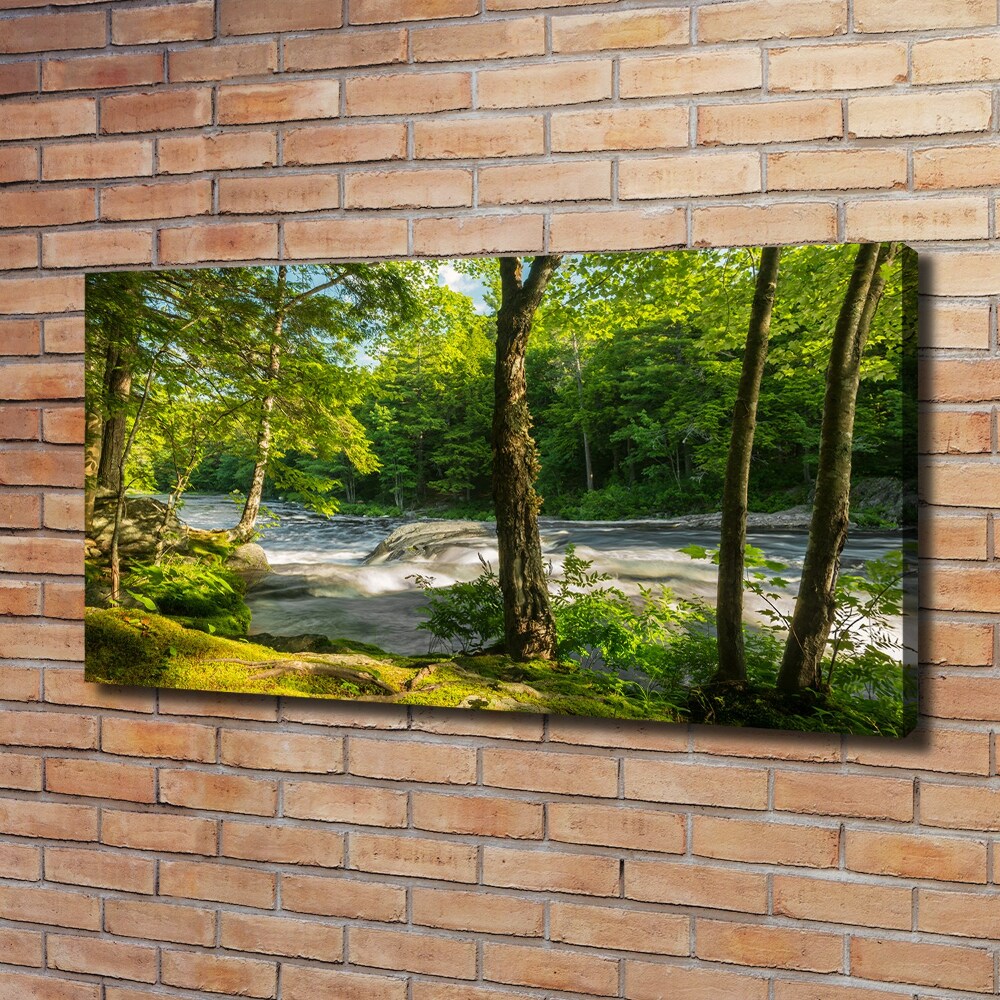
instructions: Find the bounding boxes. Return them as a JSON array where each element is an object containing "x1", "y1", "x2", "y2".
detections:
[
  {"x1": 412, "y1": 214, "x2": 543, "y2": 256},
  {"x1": 0, "y1": 147, "x2": 37, "y2": 185},
  {"x1": 1, "y1": 707, "x2": 95, "y2": 748},
  {"x1": 220, "y1": 728, "x2": 343, "y2": 772},
  {"x1": 44, "y1": 581, "x2": 85, "y2": 619},
  {"x1": 218, "y1": 79, "x2": 341, "y2": 125},
  {"x1": 170, "y1": 41, "x2": 277, "y2": 82},
  {"x1": 42, "y1": 406, "x2": 84, "y2": 444},
  {"x1": 412, "y1": 17, "x2": 544, "y2": 61},
  {"x1": 0, "y1": 972, "x2": 97, "y2": 1000},
  {"x1": 0, "y1": 187, "x2": 95, "y2": 227},
  {"x1": 561, "y1": 104, "x2": 691, "y2": 152},
  {"x1": 920, "y1": 510, "x2": 988, "y2": 562},
  {"x1": 284, "y1": 217, "x2": 408, "y2": 261},
  {"x1": 0, "y1": 407, "x2": 38, "y2": 440},
  {"x1": 846, "y1": 829, "x2": 987, "y2": 882},
  {"x1": 915, "y1": 143, "x2": 1000, "y2": 191},
  {"x1": 0, "y1": 927, "x2": 42, "y2": 968},
  {"x1": 625, "y1": 759, "x2": 768, "y2": 808},
  {"x1": 849, "y1": 90, "x2": 992, "y2": 138},
  {"x1": 351, "y1": 926, "x2": 477, "y2": 979},
  {"x1": 479, "y1": 60, "x2": 611, "y2": 108},
  {"x1": 412, "y1": 791, "x2": 543, "y2": 838},
  {"x1": 697, "y1": 919, "x2": 842, "y2": 973},
  {"x1": 919, "y1": 619, "x2": 993, "y2": 666},
  {"x1": 0, "y1": 276, "x2": 84, "y2": 314},
  {"x1": 44, "y1": 140, "x2": 153, "y2": 181},
  {"x1": 855, "y1": 0, "x2": 994, "y2": 31},
  {"x1": 44, "y1": 846, "x2": 155, "y2": 894},
  {"x1": 412, "y1": 886, "x2": 544, "y2": 937},
  {"x1": 349, "y1": 735, "x2": 476, "y2": 783},
  {"x1": 46, "y1": 758, "x2": 154, "y2": 802},
  {"x1": 0, "y1": 884, "x2": 99, "y2": 930},
  {"x1": 285, "y1": 30, "x2": 406, "y2": 71},
  {"x1": 158, "y1": 689, "x2": 277, "y2": 720},
  {"x1": 282, "y1": 873, "x2": 405, "y2": 922},
  {"x1": 921, "y1": 782, "x2": 1000, "y2": 831},
  {"x1": 100, "y1": 179, "x2": 212, "y2": 221},
  {"x1": 105, "y1": 898, "x2": 216, "y2": 947},
  {"x1": 160, "y1": 222, "x2": 279, "y2": 264},
  {"x1": 919, "y1": 887, "x2": 1000, "y2": 939},
  {"x1": 913, "y1": 35, "x2": 1000, "y2": 85},
  {"x1": 482, "y1": 746, "x2": 617, "y2": 796},
  {"x1": 700, "y1": 0, "x2": 847, "y2": 41},
  {"x1": 101, "y1": 718, "x2": 216, "y2": 761},
  {"x1": 282, "y1": 965, "x2": 405, "y2": 1000},
  {"x1": 923, "y1": 411, "x2": 991, "y2": 455},
  {"x1": 101, "y1": 808, "x2": 217, "y2": 855},
  {"x1": 626, "y1": 858, "x2": 768, "y2": 914},
  {"x1": 0, "y1": 841, "x2": 39, "y2": 879},
  {"x1": 693, "y1": 203, "x2": 838, "y2": 247},
  {"x1": 0, "y1": 321, "x2": 40, "y2": 356},
  {"x1": 0, "y1": 752, "x2": 43, "y2": 790},
  {"x1": 285, "y1": 122, "x2": 406, "y2": 165},
  {"x1": 352, "y1": 0, "x2": 477, "y2": 22},
  {"x1": 47, "y1": 668, "x2": 154, "y2": 712},
  {"x1": 219, "y1": 173, "x2": 340, "y2": 214},
  {"x1": 0, "y1": 60, "x2": 38, "y2": 96},
  {"x1": 158, "y1": 131, "x2": 277, "y2": 174},
  {"x1": 847, "y1": 725, "x2": 990, "y2": 775},
  {"x1": 43, "y1": 53, "x2": 163, "y2": 92},
  {"x1": 620, "y1": 48, "x2": 762, "y2": 97},
  {"x1": 159, "y1": 859, "x2": 276, "y2": 907},
  {"x1": 483, "y1": 845, "x2": 618, "y2": 895},
  {"x1": 851, "y1": 936, "x2": 993, "y2": 992},
  {"x1": 483, "y1": 942, "x2": 618, "y2": 995},
  {"x1": 769, "y1": 41, "x2": 907, "y2": 91},
  {"x1": 773, "y1": 771, "x2": 914, "y2": 820},
  {"x1": 346, "y1": 72, "x2": 471, "y2": 116},
  {"x1": 284, "y1": 779, "x2": 407, "y2": 827},
  {"x1": 700, "y1": 98, "x2": 843, "y2": 146},
  {"x1": 627, "y1": 962, "x2": 769, "y2": 1000},
  {"x1": 773, "y1": 874, "x2": 912, "y2": 930},
  {"x1": 160, "y1": 768, "x2": 278, "y2": 816},
  {"x1": 0, "y1": 235, "x2": 39, "y2": 271},
  {"x1": 221, "y1": 912, "x2": 343, "y2": 962},
  {"x1": 550, "y1": 207, "x2": 686, "y2": 252},
  {"x1": 220, "y1": 0, "x2": 343, "y2": 35},
  {"x1": 0, "y1": 666, "x2": 39, "y2": 702},
  {"x1": 694, "y1": 815, "x2": 840, "y2": 868},
  {"x1": 161, "y1": 951, "x2": 277, "y2": 999},
  {"x1": 101, "y1": 88, "x2": 212, "y2": 134},
  {"x1": 0, "y1": 10, "x2": 106, "y2": 54},
  {"x1": 768, "y1": 148, "x2": 907, "y2": 192},
  {"x1": 353, "y1": 832, "x2": 478, "y2": 882},
  {"x1": 0, "y1": 448, "x2": 84, "y2": 488},
  {"x1": 553, "y1": 8, "x2": 688, "y2": 52},
  {"x1": 43, "y1": 317, "x2": 85, "y2": 354},
  {"x1": 222, "y1": 819, "x2": 345, "y2": 867},
  {"x1": 43, "y1": 229, "x2": 153, "y2": 269},
  {"x1": 112, "y1": 1, "x2": 214, "y2": 45},
  {"x1": 551, "y1": 901, "x2": 689, "y2": 954},
  {"x1": 414, "y1": 115, "x2": 543, "y2": 159},
  {"x1": 846, "y1": 195, "x2": 989, "y2": 242},
  {"x1": 346, "y1": 167, "x2": 473, "y2": 209}
]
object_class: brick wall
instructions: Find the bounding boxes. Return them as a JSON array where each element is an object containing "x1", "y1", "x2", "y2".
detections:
[{"x1": 0, "y1": 0, "x2": 998, "y2": 996}]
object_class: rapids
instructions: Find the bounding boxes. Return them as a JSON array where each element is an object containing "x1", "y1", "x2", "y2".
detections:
[{"x1": 172, "y1": 495, "x2": 908, "y2": 657}]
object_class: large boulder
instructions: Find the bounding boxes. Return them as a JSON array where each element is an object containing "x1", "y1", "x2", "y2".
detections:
[
  {"x1": 88, "y1": 495, "x2": 187, "y2": 565},
  {"x1": 364, "y1": 520, "x2": 495, "y2": 564},
  {"x1": 225, "y1": 542, "x2": 270, "y2": 589}
]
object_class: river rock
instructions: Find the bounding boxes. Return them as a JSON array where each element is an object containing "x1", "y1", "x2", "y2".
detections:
[
  {"x1": 364, "y1": 519, "x2": 495, "y2": 564},
  {"x1": 88, "y1": 494, "x2": 187, "y2": 564},
  {"x1": 226, "y1": 542, "x2": 270, "y2": 589}
]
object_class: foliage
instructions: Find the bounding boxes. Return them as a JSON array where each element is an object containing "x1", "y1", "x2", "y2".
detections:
[{"x1": 410, "y1": 556, "x2": 504, "y2": 653}]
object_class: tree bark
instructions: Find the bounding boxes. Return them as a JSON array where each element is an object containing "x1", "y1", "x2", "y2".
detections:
[
  {"x1": 570, "y1": 331, "x2": 594, "y2": 492},
  {"x1": 777, "y1": 242, "x2": 898, "y2": 694},
  {"x1": 492, "y1": 255, "x2": 562, "y2": 661},
  {"x1": 715, "y1": 246, "x2": 781, "y2": 684},
  {"x1": 84, "y1": 400, "x2": 104, "y2": 536},
  {"x1": 234, "y1": 267, "x2": 286, "y2": 542},
  {"x1": 96, "y1": 342, "x2": 132, "y2": 496}
]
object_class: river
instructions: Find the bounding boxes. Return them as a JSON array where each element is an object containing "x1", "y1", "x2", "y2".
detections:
[{"x1": 173, "y1": 494, "x2": 908, "y2": 657}]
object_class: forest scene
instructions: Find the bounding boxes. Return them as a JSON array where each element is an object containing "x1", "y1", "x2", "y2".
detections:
[{"x1": 84, "y1": 243, "x2": 917, "y2": 736}]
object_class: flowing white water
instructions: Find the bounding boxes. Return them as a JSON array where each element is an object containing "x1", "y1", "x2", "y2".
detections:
[{"x1": 176, "y1": 495, "x2": 906, "y2": 655}]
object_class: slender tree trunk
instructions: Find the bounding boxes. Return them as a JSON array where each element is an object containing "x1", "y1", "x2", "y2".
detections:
[
  {"x1": 110, "y1": 361, "x2": 158, "y2": 604},
  {"x1": 777, "y1": 242, "x2": 898, "y2": 694},
  {"x1": 715, "y1": 246, "x2": 781, "y2": 684},
  {"x1": 492, "y1": 255, "x2": 562, "y2": 661},
  {"x1": 570, "y1": 332, "x2": 594, "y2": 492},
  {"x1": 84, "y1": 405, "x2": 104, "y2": 535},
  {"x1": 234, "y1": 267, "x2": 287, "y2": 542},
  {"x1": 96, "y1": 343, "x2": 131, "y2": 495}
]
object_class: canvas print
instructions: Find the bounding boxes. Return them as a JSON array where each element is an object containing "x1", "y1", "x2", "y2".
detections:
[{"x1": 84, "y1": 243, "x2": 916, "y2": 736}]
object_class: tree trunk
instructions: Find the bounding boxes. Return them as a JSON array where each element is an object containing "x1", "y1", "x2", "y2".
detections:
[
  {"x1": 715, "y1": 246, "x2": 781, "y2": 684},
  {"x1": 84, "y1": 405, "x2": 104, "y2": 535},
  {"x1": 96, "y1": 342, "x2": 131, "y2": 495},
  {"x1": 234, "y1": 267, "x2": 286, "y2": 542},
  {"x1": 777, "y1": 242, "x2": 898, "y2": 694},
  {"x1": 492, "y1": 255, "x2": 562, "y2": 661},
  {"x1": 570, "y1": 332, "x2": 594, "y2": 492}
]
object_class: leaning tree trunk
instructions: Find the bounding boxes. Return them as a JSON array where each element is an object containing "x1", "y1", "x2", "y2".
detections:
[
  {"x1": 234, "y1": 268, "x2": 287, "y2": 543},
  {"x1": 96, "y1": 342, "x2": 132, "y2": 496},
  {"x1": 492, "y1": 255, "x2": 562, "y2": 661},
  {"x1": 84, "y1": 404, "x2": 104, "y2": 535},
  {"x1": 777, "y1": 242, "x2": 898, "y2": 694},
  {"x1": 715, "y1": 246, "x2": 781, "y2": 684}
]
